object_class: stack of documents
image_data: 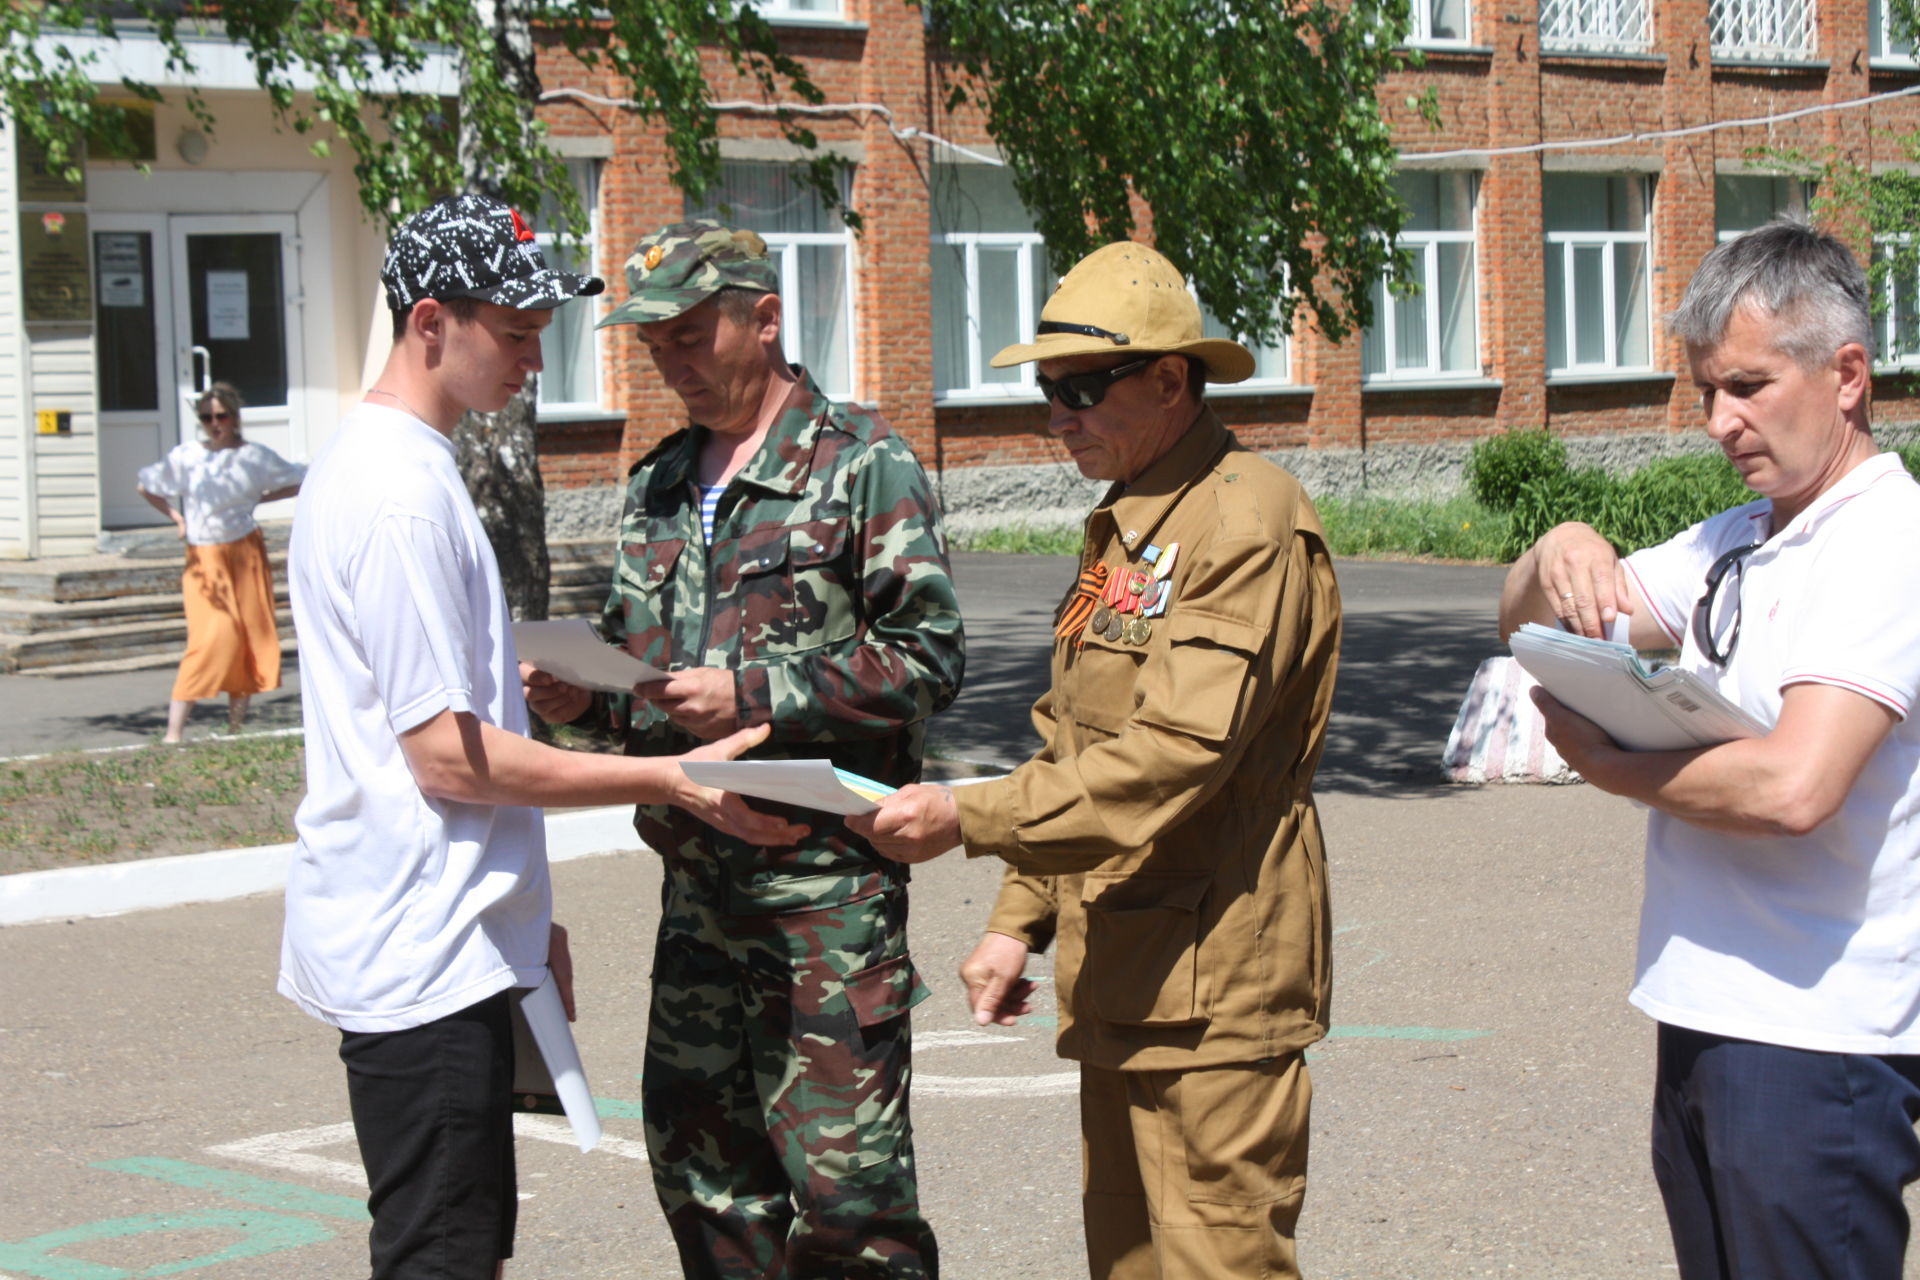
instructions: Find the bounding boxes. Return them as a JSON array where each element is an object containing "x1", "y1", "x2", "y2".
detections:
[{"x1": 1508, "y1": 623, "x2": 1767, "y2": 751}]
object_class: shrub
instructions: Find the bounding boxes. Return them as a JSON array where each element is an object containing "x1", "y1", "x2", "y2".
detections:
[
  {"x1": 1501, "y1": 465, "x2": 1614, "y2": 560},
  {"x1": 1465, "y1": 429, "x2": 1567, "y2": 511},
  {"x1": 1597, "y1": 453, "x2": 1754, "y2": 551}
]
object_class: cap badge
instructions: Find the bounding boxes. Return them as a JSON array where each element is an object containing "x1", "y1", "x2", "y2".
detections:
[
  {"x1": 509, "y1": 209, "x2": 536, "y2": 242},
  {"x1": 643, "y1": 245, "x2": 666, "y2": 271}
]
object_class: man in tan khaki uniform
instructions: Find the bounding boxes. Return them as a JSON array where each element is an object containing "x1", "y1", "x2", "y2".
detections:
[{"x1": 851, "y1": 241, "x2": 1342, "y2": 1279}]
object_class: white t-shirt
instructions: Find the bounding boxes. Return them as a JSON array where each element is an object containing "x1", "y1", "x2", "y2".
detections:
[
  {"x1": 279, "y1": 404, "x2": 550, "y2": 1033},
  {"x1": 137, "y1": 440, "x2": 306, "y2": 545},
  {"x1": 1621, "y1": 451, "x2": 1920, "y2": 1054}
]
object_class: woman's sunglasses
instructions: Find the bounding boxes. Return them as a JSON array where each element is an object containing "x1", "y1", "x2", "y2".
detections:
[{"x1": 197, "y1": 410, "x2": 235, "y2": 425}]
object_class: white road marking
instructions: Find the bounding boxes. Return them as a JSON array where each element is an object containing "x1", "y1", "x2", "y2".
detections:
[
  {"x1": 207, "y1": 1122, "x2": 367, "y2": 1189},
  {"x1": 915, "y1": 1028, "x2": 1079, "y2": 1096},
  {"x1": 512, "y1": 1113, "x2": 650, "y2": 1162}
]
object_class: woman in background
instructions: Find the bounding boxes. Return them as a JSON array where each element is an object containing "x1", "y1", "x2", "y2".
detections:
[{"x1": 137, "y1": 382, "x2": 305, "y2": 743}]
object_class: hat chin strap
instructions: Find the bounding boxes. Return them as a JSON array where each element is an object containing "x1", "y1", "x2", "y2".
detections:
[{"x1": 1037, "y1": 320, "x2": 1131, "y2": 345}]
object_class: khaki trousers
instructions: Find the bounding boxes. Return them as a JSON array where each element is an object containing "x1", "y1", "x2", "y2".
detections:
[{"x1": 1081, "y1": 1054, "x2": 1311, "y2": 1280}]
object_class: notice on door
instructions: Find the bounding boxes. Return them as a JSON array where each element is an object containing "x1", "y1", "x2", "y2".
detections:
[
  {"x1": 206, "y1": 270, "x2": 250, "y2": 340},
  {"x1": 97, "y1": 233, "x2": 146, "y2": 308}
]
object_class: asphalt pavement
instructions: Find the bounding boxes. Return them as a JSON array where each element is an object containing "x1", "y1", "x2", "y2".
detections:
[{"x1": 8, "y1": 553, "x2": 1915, "y2": 1278}]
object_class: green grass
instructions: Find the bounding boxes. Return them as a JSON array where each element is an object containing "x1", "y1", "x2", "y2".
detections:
[
  {"x1": 951, "y1": 525, "x2": 1085, "y2": 556},
  {"x1": 1316, "y1": 495, "x2": 1511, "y2": 562},
  {"x1": 0, "y1": 734, "x2": 305, "y2": 871},
  {"x1": 956, "y1": 499, "x2": 1514, "y2": 564}
]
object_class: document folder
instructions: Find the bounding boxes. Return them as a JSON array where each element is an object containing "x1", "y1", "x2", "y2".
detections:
[{"x1": 1508, "y1": 623, "x2": 1767, "y2": 751}]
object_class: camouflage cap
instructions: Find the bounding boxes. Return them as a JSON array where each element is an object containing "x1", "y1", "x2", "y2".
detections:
[{"x1": 595, "y1": 220, "x2": 781, "y2": 328}]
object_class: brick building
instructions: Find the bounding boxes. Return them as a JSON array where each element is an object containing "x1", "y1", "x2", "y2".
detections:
[
  {"x1": 532, "y1": 0, "x2": 1920, "y2": 539},
  {"x1": 6, "y1": 0, "x2": 1920, "y2": 557}
]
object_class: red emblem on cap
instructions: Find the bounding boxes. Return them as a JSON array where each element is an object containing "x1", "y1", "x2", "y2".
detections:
[{"x1": 509, "y1": 209, "x2": 536, "y2": 242}]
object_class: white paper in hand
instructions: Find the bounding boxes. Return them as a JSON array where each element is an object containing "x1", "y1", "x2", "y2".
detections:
[
  {"x1": 518, "y1": 973, "x2": 602, "y2": 1153},
  {"x1": 513, "y1": 619, "x2": 667, "y2": 693},
  {"x1": 680, "y1": 759, "x2": 896, "y2": 816}
]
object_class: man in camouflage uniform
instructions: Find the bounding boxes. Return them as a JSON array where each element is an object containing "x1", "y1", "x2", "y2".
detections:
[{"x1": 523, "y1": 220, "x2": 961, "y2": 1279}]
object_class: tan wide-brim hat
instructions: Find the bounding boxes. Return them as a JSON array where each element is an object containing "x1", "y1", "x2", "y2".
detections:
[{"x1": 989, "y1": 241, "x2": 1255, "y2": 383}]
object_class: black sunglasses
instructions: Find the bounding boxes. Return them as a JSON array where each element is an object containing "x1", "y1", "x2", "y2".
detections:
[
  {"x1": 197, "y1": 410, "x2": 235, "y2": 424},
  {"x1": 1691, "y1": 543, "x2": 1757, "y2": 666},
  {"x1": 1036, "y1": 358, "x2": 1153, "y2": 410}
]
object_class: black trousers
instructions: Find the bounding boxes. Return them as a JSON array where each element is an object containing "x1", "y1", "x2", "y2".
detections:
[{"x1": 339, "y1": 989, "x2": 518, "y2": 1280}]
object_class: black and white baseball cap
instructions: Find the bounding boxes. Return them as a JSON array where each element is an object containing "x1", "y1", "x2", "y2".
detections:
[{"x1": 381, "y1": 193, "x2": 605, "y2": 312}]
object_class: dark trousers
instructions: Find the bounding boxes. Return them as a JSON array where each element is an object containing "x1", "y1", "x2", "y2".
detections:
[
  {"x1": 338, "y1": 989, "x2": 518, "y2": 1280},
  {"x1": 1653, "y1": 1022, "x2": 1920, "y2": 1280}
]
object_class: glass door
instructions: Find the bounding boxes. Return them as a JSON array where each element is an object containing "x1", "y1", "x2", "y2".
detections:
[
  {"x1": 93, "y1": 216, "x2": 174, "y2": 528},
  {"x1": 167, "y1": 215, "x2": 304, "y2": 521}
]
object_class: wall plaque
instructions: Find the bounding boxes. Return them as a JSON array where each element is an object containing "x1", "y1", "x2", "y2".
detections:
[{"x1": 21, "y1": 209, "x2": 93, "y2": 324}]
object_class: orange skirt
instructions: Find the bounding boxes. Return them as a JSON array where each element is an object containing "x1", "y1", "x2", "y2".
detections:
[{"x1": 172, "y1": 528, "x2": 282, "y2": 700}]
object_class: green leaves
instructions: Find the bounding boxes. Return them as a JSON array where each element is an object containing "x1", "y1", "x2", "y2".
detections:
[
  {"x1": 1, "y1": 0, "x2": 847, "y2": 242},
  {"x1": 924, "y1": 0, "x2": 1412, "y2": 345}
]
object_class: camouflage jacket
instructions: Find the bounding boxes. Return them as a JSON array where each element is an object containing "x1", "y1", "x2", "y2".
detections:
[{"x1": 601, "y1": 369, "x2": 965, "y2": 912}]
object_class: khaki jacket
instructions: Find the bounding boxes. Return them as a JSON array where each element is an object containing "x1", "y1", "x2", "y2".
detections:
[{"x1": 952, "y1": 410, "x2": 1340, "y2": 1071}]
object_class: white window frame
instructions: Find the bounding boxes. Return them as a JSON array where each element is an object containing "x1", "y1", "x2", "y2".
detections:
[
  {"x1": 1200, "y1": 295, "x2": 1292, "y2": 390},
  {"x1": 932, "y1": 231, "x2": 1048, "y2": 399},
  {"x1": 1713, "y1": 173, "x2": 1811, "y2": 242},
  {"x1": 1366, "y1": 173, "x2": 1481, "y2": 383},
  {"x1": 1709, "y1": 0, "x2": 1814, "y2": 59},
  {"x1": 1876, "y1": 239, "x2": 1920, "y2": 368},
  {"x1": 1410, "y1": 0, "x2": 1472, "y2": 45},
  {"x1": 764, "y1": 229, "x2": 858, "y2": 399},
  {"x1": 536, "y1": 159, "x2": 604, "y2": 415},
  {"x1": 1539, "y1": 0, "x2": 1652, "y2": 52},
  {"x1": 748, "y1": 0, "x2": 846, "y2": 18},
  {"x1": 1871, "y1": 0, "x2": 1916, "y2": 61},
  {"x1": 1545, "y1": 176, "x2": 1654, "y2": 376}
]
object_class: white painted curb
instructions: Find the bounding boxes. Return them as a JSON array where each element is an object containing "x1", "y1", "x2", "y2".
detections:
[
  {"x1": 0, "y1": 806, "x2": 645, "y2": 927},
  {"x1": 0, "y1": 771, "x2": 1006, "y2": 928}
]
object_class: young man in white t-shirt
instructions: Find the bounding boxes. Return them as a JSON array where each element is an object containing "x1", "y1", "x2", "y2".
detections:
[
  {"x1": 284, "y1": 194, "x2": 803, "y2": 1280},
  {"x1": 1498, "y1": 219, "x2": 1920, "y2": 1280}
]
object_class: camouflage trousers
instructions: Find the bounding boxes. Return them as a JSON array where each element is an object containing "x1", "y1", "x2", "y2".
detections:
[{"x1": 642, "y1": 867, "x2": 939, "y2": 1279}]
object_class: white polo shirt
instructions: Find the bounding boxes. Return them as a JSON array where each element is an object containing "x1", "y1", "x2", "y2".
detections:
[
  {"x1": 1620, "y1": 452, "x2": 1920, "y2": 1054},
  {"x1": 280, "y1": 405, "x2": 550, "y2": 1033}
]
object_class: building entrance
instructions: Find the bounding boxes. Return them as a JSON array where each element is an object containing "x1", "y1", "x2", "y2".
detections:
[{"x1": 93, "y1": 212, "x2": 304, "y2": 529}]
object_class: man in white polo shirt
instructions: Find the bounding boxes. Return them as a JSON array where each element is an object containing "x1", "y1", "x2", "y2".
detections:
[
  {"x1": 284, "y1": 193, "x2": 801, "y2": 1280},
  {"x1": 1498, "y1": 219, "x2": 1920, "y2": 1280}
]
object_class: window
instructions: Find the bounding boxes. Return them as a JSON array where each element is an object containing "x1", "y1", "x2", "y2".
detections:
[
  {"x1": 748, "y1": 0, "x2": 844, "y2": 16},
  {"x1": 1365, "y1": 171, "x2": 1480, "y2": 381},
  {"x1": 1539, "y1": 0, "x2": 1651, "y2": 51},
  {"x1": 1871, "y1": 0, "x2": 1915, "y2": 60},
  {"x1": 688, "y1": 161, "x2": 857, "y2": 399},
  {"x1": 1544, "y1": 173, "x2": 1653, "y2": 375},
  {"x1": 1411, "y1": 0, "x2": 1471, "y2": 43},
  {"x1": 931, "y1": 164, "x2": 1052, "y2": 399},
  {"x1": 1710, "y1": 0, "x2": 1813, "y2": 58},
  {"x1": 1714, "y1": 174, "x2": 1809, "y2": 241},
  {"x1": 534, "y1": 159, "x2": 602, "y2": 412},
  {"x1": 1200, "y1": 302, "x2": 1291, "y2": 387},
  {"x1": 1876, "y1": 241, "x2": 1920, "y2": 366}
]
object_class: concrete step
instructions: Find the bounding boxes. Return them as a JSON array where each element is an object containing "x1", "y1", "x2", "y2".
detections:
[
  {"x1": 0, "y1": 587, "x2": 292, "y2": 636},
  {"x1": 0, "y1": 609, "x2": 294, "y2": 674},
  {"x1": 1, "y1": 534, "x2": 615, "y2": 673}
]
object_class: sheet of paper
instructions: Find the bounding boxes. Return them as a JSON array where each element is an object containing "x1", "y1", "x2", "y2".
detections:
[
  {"x1": 518, "y1": 973, "x2": 602, "y2": 1153},
  {"x1": 679, "y1": 759, "x2": 897, "y2": 816},
  {"x1": 512, "y1": 619, "x2": 667, "y2": 693}
]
